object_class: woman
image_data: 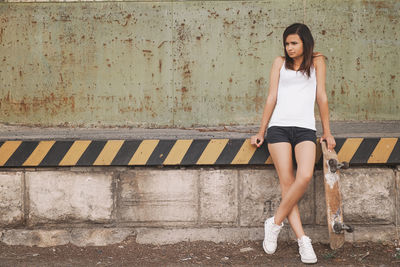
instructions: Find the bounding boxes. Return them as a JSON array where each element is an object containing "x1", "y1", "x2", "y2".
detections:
[{"x1": 250, "y1": 23, "x2": 335, "y2": 264}]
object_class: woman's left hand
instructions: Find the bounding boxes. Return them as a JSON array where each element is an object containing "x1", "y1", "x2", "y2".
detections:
[{"x1": 320, "y1": 133, "x2": 336, "y2": 152}]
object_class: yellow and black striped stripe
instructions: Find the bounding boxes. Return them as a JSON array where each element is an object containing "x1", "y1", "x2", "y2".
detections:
[{"x1": 0, "y1": 137, "x2": 399, "y2": 167}]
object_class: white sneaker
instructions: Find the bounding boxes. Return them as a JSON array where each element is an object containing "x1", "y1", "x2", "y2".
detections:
[
  {"x1": 298, "y1": 236, "x2": 317, "y2": 264},
  {"x1": 263, "y1": 216, "x2": 283, "y2": 254}
]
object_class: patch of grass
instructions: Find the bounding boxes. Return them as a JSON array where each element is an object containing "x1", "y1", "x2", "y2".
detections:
[
  {"x1": 395, "y1": 249, "x2": 400, "y2": 260},
  {"x1": 322, "y1": 250, "x2": 338, "y2": 260}
]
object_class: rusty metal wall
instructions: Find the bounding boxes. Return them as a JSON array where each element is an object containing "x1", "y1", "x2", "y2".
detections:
[{"x1": 0, "y1": 1, "x2": 399, "y2": 127}]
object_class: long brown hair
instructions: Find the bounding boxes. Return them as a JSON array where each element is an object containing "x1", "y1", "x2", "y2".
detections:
[{"x1": 283, "y1": 23, "x2": 314, "y2": 78}]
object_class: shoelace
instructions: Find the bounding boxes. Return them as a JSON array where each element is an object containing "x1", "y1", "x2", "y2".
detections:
[
  {"x1": 266, "y1": 222, "x2": 281, "y2": 242},
  {"x1": 300, "y1": 238, "x2": 315, "y2": 255}
]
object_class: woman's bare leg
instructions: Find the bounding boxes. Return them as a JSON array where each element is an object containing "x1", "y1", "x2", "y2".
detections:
[
  {"x1": 273, "y1": 141, "x2": 316, "y2": 236},
  {"x1": 268, "y1": 142, "x2": 305, "y2": 239}
]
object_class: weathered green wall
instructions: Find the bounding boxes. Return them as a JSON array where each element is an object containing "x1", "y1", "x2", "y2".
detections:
[{"x1": 0, "y1": 0, "x2": 399, "y2": 127}]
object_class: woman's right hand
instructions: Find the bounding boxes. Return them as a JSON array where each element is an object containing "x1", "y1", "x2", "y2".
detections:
[{"x1": 250, "y1": 133, "x2": 264, "y2": 148}]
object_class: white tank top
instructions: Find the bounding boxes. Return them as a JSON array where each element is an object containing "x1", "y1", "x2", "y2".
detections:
[{"x1": 268, "y1": 62, "x2": 317, "y2": 131}]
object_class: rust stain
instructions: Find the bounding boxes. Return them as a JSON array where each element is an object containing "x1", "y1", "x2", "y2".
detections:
[
  {"x1": 120, "y1": 106, "x2": 143, "y2": 113},
  {"x1": 183, "y1": 106, "x2": 192, "y2": 112},
  {"x1": 0, "y1": 93, "x2": 75, "y2": 115},
  {"x1": 93, "y1": 12, "x2": 136, "y2": 26},
  {"x1": 391, "y1": 75, "x2": 396, "y2": 80},
  {"x1": 183, "y1": 63, "x2": 191, "y2": 79},
  {"x1": 369, "y1": 52, "x2": 374, "y2": 60},
  {"x1": 158, "y1": 41, "x2": 166, "y2": 48},
  {"x1": 122, "y1": 14, "x2": 132, "y2": 27},
  {"x1": 1, "y1": 17, "x2": 8, "y2": 24},
  {"x1": 321, "y1": 30, "x2": 326, "y2": 35},
  {"x1": 0, "y1": 28, "x2": 4, "y2": 43},
  {"x1": 365, "y1": 1, "x2": 391, "y2": 9},
  {"x1": 254, "y1": 78, "x2": 265, "y2": 112},
  {"x1": 143, "y1": 50, "x2": 152, "y2": 53},
  {"x1": 51, "y1": 13, "x2": 71, "y2": 22},
  {"x1": 159, "y1": 60, "x2": 162, "y2": 73},
  {"x1": 177, "y1": 58, "x2": 193, "y2": 113},
  {"x1": 223, "y1": 19, "x2": 234, "y2": 25},
  {"x1": 207, "y1": 10, "x2": 219, "y2": 19},
  {"x1": 371, "y1": 89, "x2": 382, "y2": 99},
  {"x1": 177, "y1": 23, "x2": 190, "y2": 43}
]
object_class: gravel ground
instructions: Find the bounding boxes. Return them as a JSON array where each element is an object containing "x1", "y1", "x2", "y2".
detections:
[{"x1": 1, "y1": 238, "x2": 399, "y2": 266}]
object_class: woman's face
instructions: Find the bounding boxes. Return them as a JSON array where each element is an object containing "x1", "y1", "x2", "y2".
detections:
[{"x1": 285, "y1": 34, "x2": 304, "y2": 59}]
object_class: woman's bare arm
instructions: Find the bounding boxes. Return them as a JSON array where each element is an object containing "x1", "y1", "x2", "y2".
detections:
[
  {"x1": 251, "y1": 56, "x2": 284, "y2": 147},
  {"x1": 314, "y1": 55, "x2": 336, "y2": 151}
]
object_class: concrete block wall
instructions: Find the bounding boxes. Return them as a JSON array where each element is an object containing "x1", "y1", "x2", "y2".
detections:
[{"x1": 0, "y1": 166, "x2": 399, "y2": 246}]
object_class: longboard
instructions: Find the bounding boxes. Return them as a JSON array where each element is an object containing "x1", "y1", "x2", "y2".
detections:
[{"x1": 321, "y1": 141, "x2": 353, "y2": 250}]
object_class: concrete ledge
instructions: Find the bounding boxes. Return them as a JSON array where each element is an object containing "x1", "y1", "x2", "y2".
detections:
[
  {"x1": 0, "y1": 121, "x2": 400, "y2": 139},
  {"x1": 135, "y1": 227, "x2": 263, "y2": 245},
  {"x1": 2, "y1": 225, "x2": 394, "y2": 247},
  {"x1": 1, "y1": 229, "x2": 70, "y2": 247},
  {"x1": 0, "y1": 228, "x2": 135, "y2": 247},
  {"x1": 70, "y1": 228, "x2": 135, "y2": 247},
  {"x1": 344, "y1": 225, "x2": 399, "y2": 243},
  {"x1": 134, "y1": 226, "x2": 328, "y2": 245}
]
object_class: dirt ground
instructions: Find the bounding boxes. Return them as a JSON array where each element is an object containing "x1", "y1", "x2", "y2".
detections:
[{"x1": 0, "y1": 238, "x2": 399, "y2": 266}]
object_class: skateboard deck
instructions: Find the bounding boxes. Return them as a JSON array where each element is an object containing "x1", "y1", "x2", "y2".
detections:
[{"x1": 321, "y1": 141, "x2": 352, "y2": 250}]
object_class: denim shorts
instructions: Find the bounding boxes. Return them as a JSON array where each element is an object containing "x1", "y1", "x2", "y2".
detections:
[{"x1": 266, "y1": 126, "x2": 317, "y2": 147}]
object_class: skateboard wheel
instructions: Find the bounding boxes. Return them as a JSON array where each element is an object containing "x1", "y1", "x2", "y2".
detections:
[
  {"x1": 342, "y1": 161, "x2": 349, "y2": 169},
  {"x1": 333, "y1": 222, "x2": 354, "y2": 234},
  {"x1": 328, "y1": 159, "x2": 338, "y2": 173},
  {"x1": 333, "y1": 222, "x2": 342, "y2": 234},
  {"x1": 345, "y1": 224, "x2": 354, "y2": 233}
]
